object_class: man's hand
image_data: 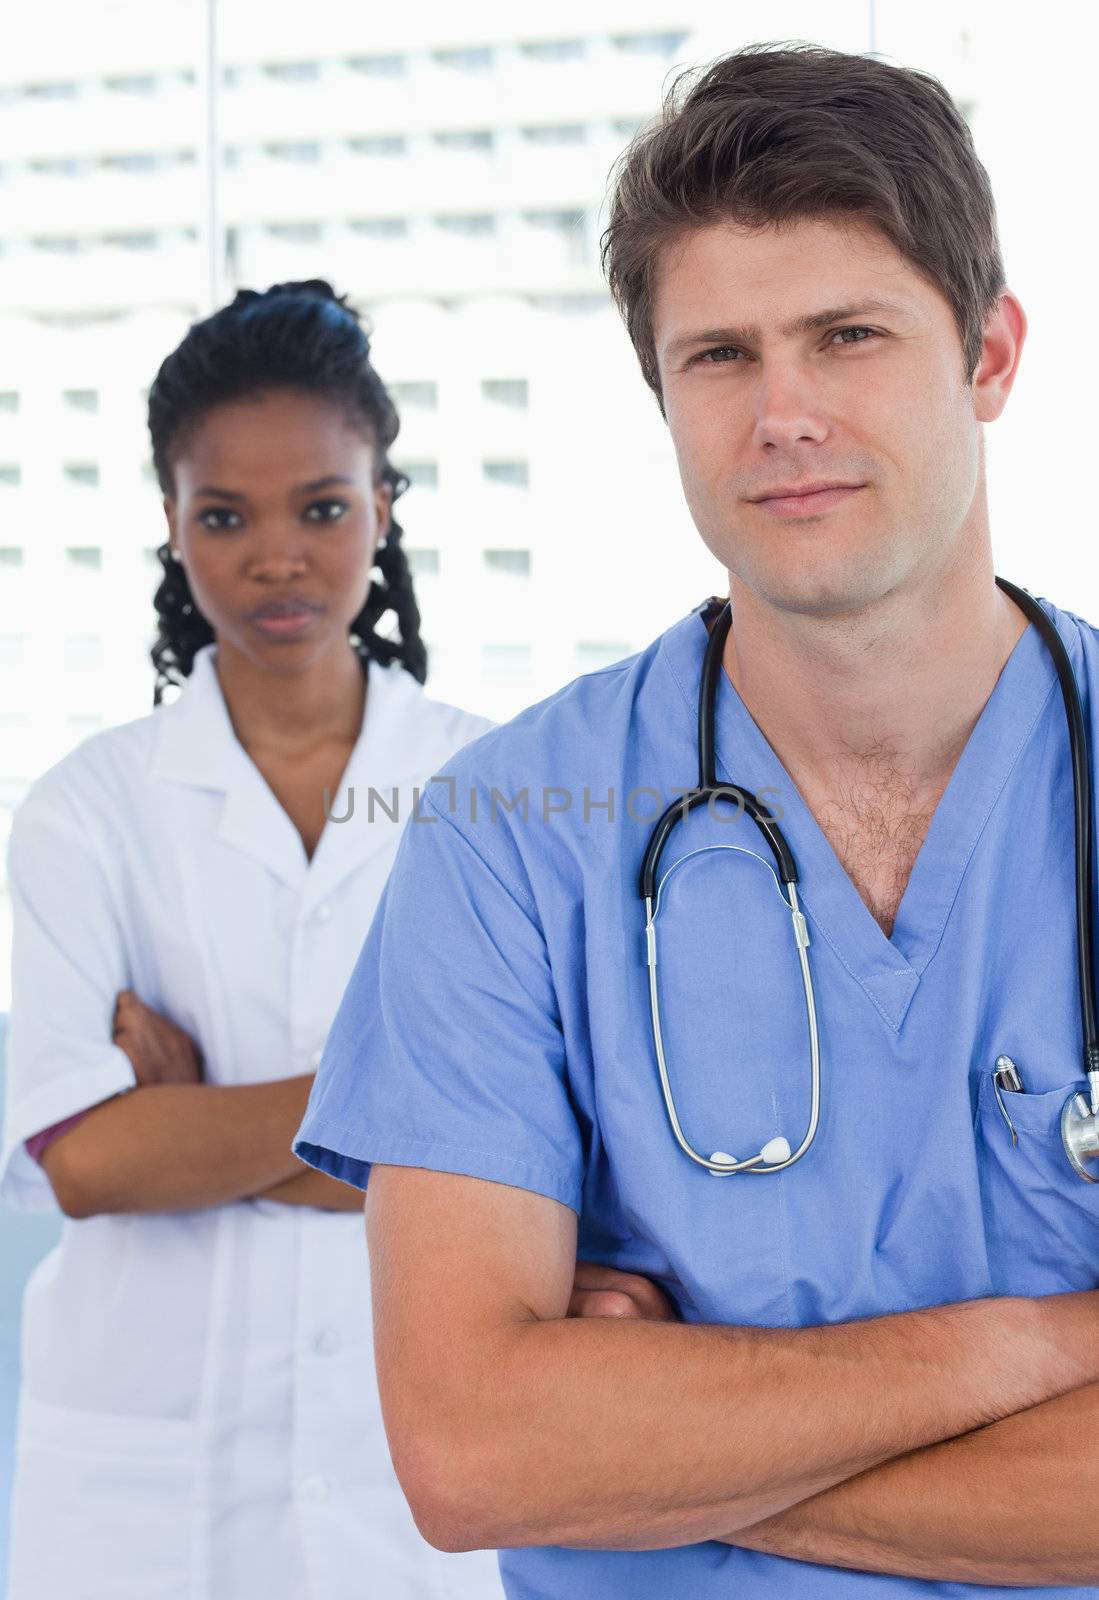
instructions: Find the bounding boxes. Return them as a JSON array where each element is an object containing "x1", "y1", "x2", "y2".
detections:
[
  {"x1": 112, "y1": 990, "x2": 204, "y2": 1086},
  {"x1": 568, "y1": 1261, "x2": 677, "y2": 1321}
]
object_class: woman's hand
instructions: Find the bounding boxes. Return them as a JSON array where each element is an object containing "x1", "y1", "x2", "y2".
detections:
[
  {"x1": 112, "y1": 990, "x2": 205, "y2": 1086},
  {"x1": 567, "y1": 1260, "x2": 677, "y2": 1321}
]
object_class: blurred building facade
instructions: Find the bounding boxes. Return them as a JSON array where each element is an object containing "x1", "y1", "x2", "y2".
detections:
[{"x1": 0, "y1": 0, "x2": 987, "y2": 1001}]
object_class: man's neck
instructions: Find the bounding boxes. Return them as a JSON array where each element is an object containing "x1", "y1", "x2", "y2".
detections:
[{"x1": 721, "y1": 561, "x2": 1030, "y2": 804}]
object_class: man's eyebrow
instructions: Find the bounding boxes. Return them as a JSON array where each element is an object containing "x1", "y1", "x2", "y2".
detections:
[
  {"x1": 664, "y1": 299, "x2": 911, "y2": 363},
  {"x1": 194, "y1": 475, "x2": 355, "y2": 501}
]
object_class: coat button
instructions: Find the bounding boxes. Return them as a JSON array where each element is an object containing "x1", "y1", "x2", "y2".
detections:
[
  {"x1": 300, "y1": 1473, "x2": 329, "y2": 1503},
  {"x1": 312, "y1": 1327, "x2": 340, "y2": 1357}
]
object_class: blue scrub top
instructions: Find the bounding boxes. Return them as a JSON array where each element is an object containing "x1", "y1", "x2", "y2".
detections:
[{"x1": 296, "y1": 596, "x2": 1099, "y2": 1599}]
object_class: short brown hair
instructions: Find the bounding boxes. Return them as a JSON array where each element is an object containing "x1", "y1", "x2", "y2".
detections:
[{"x1": 602, "y1": 42, "x2": 1005, "y2": 402}]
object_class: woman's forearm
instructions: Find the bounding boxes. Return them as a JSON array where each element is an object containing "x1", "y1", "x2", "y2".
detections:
[
  {"x1": 42, "y1": 1077, "x2": 314, "y2": 1217},
  {"x1": 726, "y1": 1378, "x2": 1099, "y2": 1586},
  {"x1": 258, "y1": 1167, "x2": 365, "y2": 1210}
]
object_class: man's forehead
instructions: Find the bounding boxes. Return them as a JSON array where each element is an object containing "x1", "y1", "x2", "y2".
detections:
[{"x1": 652, "y1": 219, "x2": 926, "y2": 350}]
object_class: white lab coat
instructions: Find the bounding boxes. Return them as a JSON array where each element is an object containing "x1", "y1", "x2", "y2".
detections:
[{"x1": 0, "y1": 643, "x2": 504, "y2": 1600}]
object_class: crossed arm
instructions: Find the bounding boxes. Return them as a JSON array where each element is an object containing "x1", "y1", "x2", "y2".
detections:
[
  {"x1": 722, "y1": 1378, "x2": 1099, "y2": 1586},
  {"x1": 367, "y1": 1163, "x2": 1099, "y2": 1587},
  {"x1": 40, "y1": 989, "x2": 363, "y2": 1216}
]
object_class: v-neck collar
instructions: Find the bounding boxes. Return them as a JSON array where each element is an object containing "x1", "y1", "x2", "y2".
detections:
[
  {"x1": 660, "y1": 597, "x2": 1067, "y2": 1032},
  {"x1": 149, "y1": 644, "x2": 442, "y2": 905}
]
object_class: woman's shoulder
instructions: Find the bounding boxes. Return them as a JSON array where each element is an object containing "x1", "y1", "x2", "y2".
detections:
[
  {"x1": 14, "y1": 708, "x2": 162, "y2": 834},
  {"x1": 371, "y1": 660, "x2": 496, "y2": 768}
]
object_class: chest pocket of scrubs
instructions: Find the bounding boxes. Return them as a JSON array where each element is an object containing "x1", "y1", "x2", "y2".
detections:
[{"x1": 974, "y1": 1072, "x2": 1099, "y2": 1296}]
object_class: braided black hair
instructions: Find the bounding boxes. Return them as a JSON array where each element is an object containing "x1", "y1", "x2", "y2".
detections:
[{"x1": 146, "y1": 278, "x2": 426, "y2": 705}]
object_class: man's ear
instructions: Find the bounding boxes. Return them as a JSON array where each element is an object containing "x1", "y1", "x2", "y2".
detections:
[{"x1": 972, "y1": 291, "x2": 1027, "y2": 424}]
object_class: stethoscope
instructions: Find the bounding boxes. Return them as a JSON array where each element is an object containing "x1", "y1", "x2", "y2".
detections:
[{"x1": 639, "y1": 575, "x2": 1099, "y2": 1182}]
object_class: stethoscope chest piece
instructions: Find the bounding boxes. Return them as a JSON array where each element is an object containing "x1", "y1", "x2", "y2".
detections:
[{"x1": 1061, "y1": 1092, "x2": 1099, "y2": 1182}]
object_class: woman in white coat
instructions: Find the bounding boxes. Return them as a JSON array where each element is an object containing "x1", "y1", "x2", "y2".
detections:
[{"x1": 0, "y1": 280, "x2": 519, "y2": 1598}]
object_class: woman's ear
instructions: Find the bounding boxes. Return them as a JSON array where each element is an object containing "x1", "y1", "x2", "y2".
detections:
[{"x1": 373, "y1": 480, "x2": 393, "y2": 547}]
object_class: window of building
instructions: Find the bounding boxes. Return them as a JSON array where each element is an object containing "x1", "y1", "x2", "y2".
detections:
[
  {"x1": 0, "y1": 392, "x2": 18, "y2": 413},
  {"x1": 0, "y1": 547, "x2": 23, "y2": 566},
  {"x1": 348, "y1": 135, "x2": 407, "y2": 157},
  {"x1": 0, "y1": 635, "x2": 24, "y2": 668},
  {"x1": 262, "y1": 61, "x2": 320, "y2": 83},
  {"x1": 102, "y1": 232, "x2": 158, "y2": 250},
  {"x1": 432, "y1": 46, "x2": 493, "y2": 71},
  {"x1": 264, "y1": 141, "x2": 323, "y2": 163},
  {"x1": 23, "y1": 81, "x2": 78, "y2": 101},
  {"x1": 434, "y1": 130, "x2": 494, "y2": 152},
  {"x1": 611, "y1": 31, "x2": 689, "y2": 55},
  {"x1": 32, "y1": 236, "x2": 84, "y2": 255},
  {"x1": 30, "y1": 156, "x2": 84, "y2": 177},
  {"x1": 576, "y1": 641, "x2": 630, "y2": 671},
  {"x1": 266, "y1": 222, "x2": 323, "y2": 244},
  {"x1": 401, "y1": 461, "x2": 439, "y2": 490},
  {"x1": 0, "y1": 465, "x2": 21, "y2": 486},
  {"x1": 390, "y1": 381, "x2": 438, "y2": 410},
  {"x1": 520, "y1": 124, "x2": 587, "y2": 146},
  {"x1": 406, "y1": 548, "x2": 440, "y2": 576},
  {"x1": 347, "y1": 54, "x2": 407, "y2": 77},
  {"x1": 64, "y1": 635, "x2": 104, "y2": 671},
  {"x1": 483, "y1": 460, "x2": 529, "y2": 488},
  {"x1": 64, "y1": 463, "x2": 99, "y2": 487},
  {"x1": 484, "y1": 549, "x2": 531, "y2": 576},
  {"x1": 482, "y1": 378, "x2": 529, "y2": 408},
  {"x1": 104, "y1": 74, "x2": 157, "y2": 94},
  {"x1": 66, "y1": 546, "x2": 102, "y2": 568},
  {"x1": 349, "y1": 217, "x2": 409, "y2": 239},
  {"x1": 522, "y1": 208, "x2": 586, "y2": 234},
  {"x1": 101, "y1": 152, "x2": 163, "y2": 174},
  {"x1": 482, "y1": 643, "x2": 532, "y2": 678},
  {"x1": 63, "y1": 389, "x2": 99, "y2": 414},
  {"x1": 435, "y1": 214, "x2": 495, "y2": 237},
  {"x1": 519, "y1": 39, "x2": 585, "y2": 63}
]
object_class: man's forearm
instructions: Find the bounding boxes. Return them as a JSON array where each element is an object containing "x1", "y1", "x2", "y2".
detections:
[{"x1": 725, "y1": 1379, "x2": 1099, "y2": 1586}]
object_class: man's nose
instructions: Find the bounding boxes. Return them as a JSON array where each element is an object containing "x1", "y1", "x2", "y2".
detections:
[{"x1": 750, "y1": 362, "x2": 831, "y2": 452}]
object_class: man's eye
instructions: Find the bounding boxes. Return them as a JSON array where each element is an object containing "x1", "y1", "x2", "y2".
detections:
[
  {"x1": 305, "y1": 499, "x2": 349, "y2": 523},
  {"x1": 696, "y1": 346, "x2": 741, "y2": 364},
  {"x1": 197, "y1": 507, "x2": 242, "y2": 531},
  {"x1": 831, "y1": 326, "x2": 877, "y2": 346}
]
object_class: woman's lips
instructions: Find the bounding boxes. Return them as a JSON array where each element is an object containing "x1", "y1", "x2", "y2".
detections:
[
  {"x1": 752, "y1": 485, "x2": 863, "y2": 517},
  {"x1": 251, "y1": 608, "x2": 320, "y2": 638}
]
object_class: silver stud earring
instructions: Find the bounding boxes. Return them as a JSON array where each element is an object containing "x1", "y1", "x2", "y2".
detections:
[{"x1": 169, "y1": 547, "x2": 183, "y2": 564}]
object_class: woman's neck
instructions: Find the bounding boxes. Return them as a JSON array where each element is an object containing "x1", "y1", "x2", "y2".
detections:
[{"x1": 213, "y1": 637, "x2": 367, "y2": 756}]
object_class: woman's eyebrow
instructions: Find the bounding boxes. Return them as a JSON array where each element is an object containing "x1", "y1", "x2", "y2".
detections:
[
  {"x1": 193, "y1": 475, "x2": 355, "y2": 500},
  {"x1": 195, "y1": 483, "x2": 245, "y2": 501},
  {"x1": 296, "y1": 475, "x2": 355, "y2": 494}
]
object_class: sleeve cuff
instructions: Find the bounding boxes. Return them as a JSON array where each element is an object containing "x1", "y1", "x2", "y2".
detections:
[
  {"x1": 293, "y1": 1122, "x2": 581, "y2": 1215},
  {"x1": 0, "y1": 1050, "x2": 137, "y2": 1212}
]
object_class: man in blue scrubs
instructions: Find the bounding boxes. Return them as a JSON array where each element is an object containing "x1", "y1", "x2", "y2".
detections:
[{"x1": 295, "y1": 44, "x2": 1099, "y2": 1596}]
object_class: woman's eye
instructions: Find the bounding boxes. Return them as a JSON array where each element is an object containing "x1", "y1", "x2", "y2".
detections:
[
  {"x1": 197, "y1": 507, "x2": 242, "y2": 531},
  {"x1": 304, "y1": 499, "x2": 350, "y2": 523}
]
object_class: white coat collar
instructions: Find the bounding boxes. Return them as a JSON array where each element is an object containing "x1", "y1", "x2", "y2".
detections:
[{"x1": 149, "y1": 643, "x2": 447, "y2": 904}]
